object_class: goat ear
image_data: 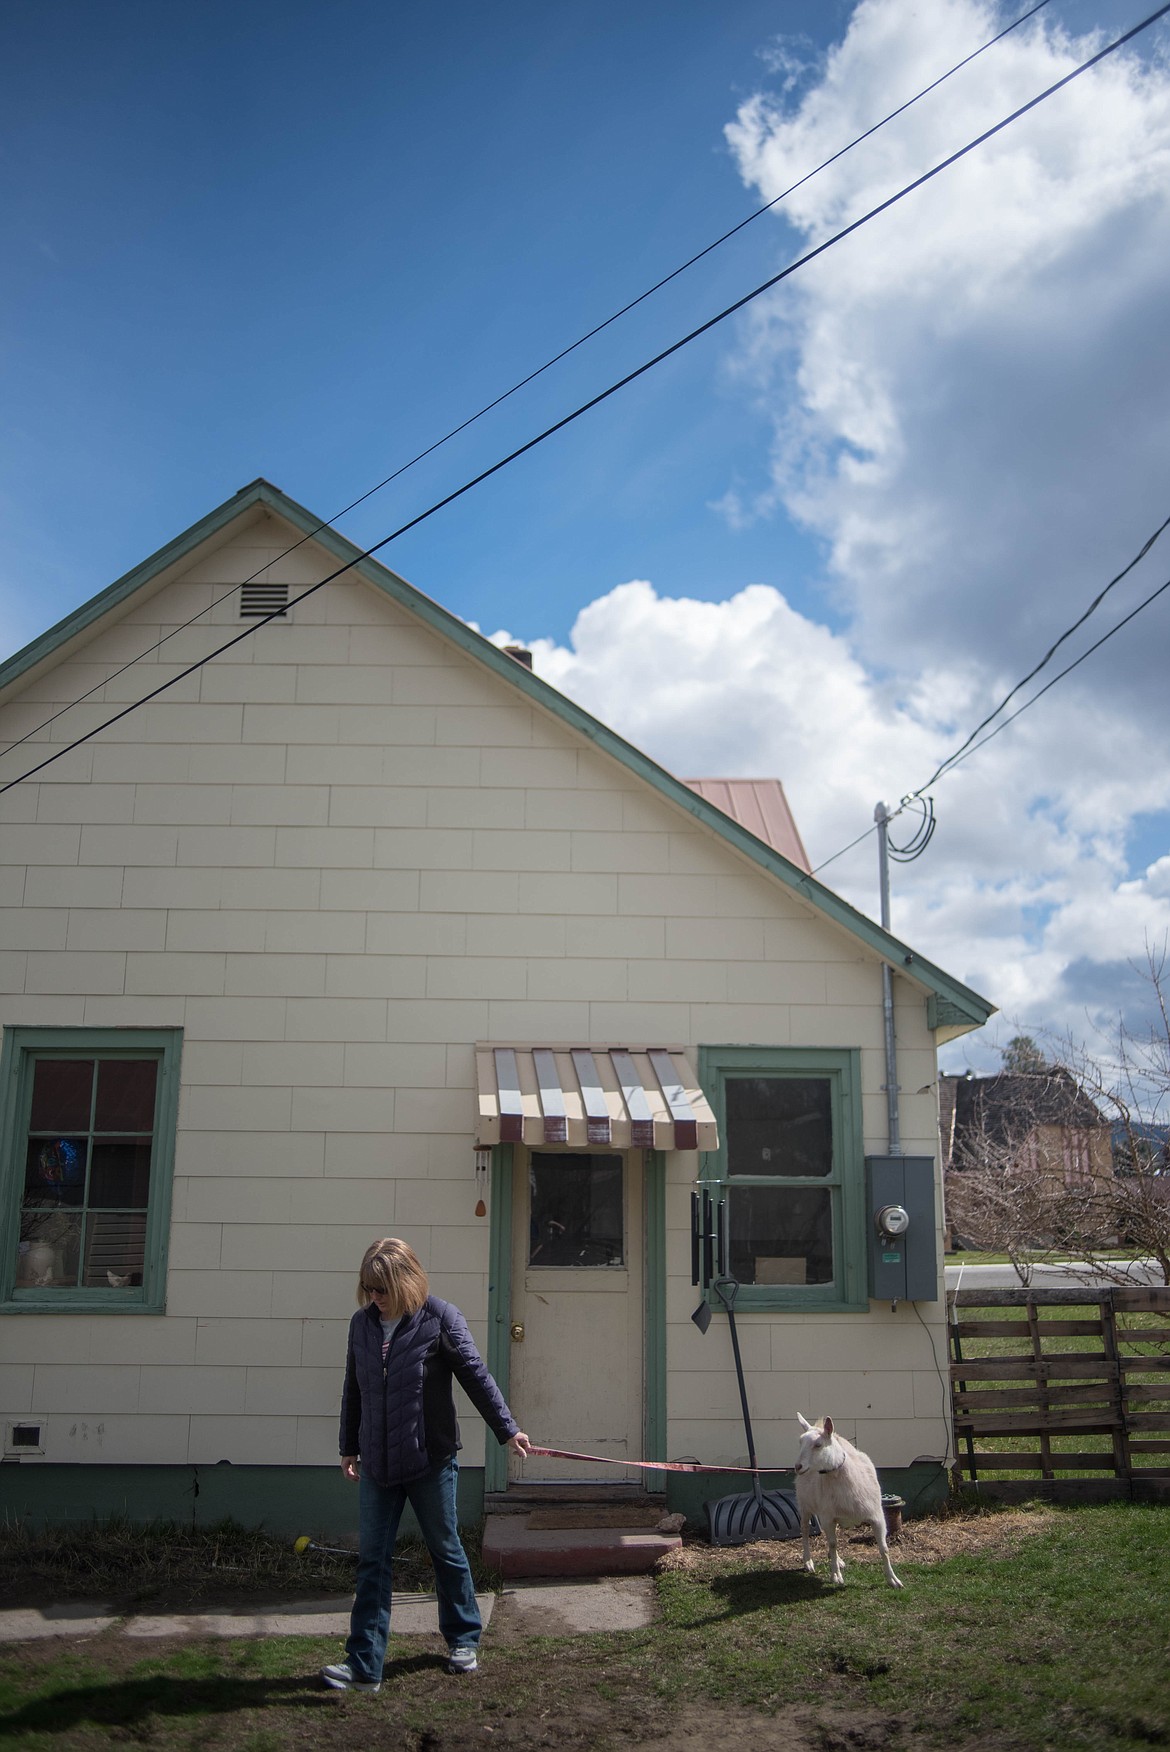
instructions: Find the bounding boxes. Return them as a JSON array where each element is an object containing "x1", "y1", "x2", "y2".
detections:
[
  {"x1": 823, "y1": 1416, "x2": 834, "y2": 1436},
  {"x1": 797, "y1": 1413, "x2": 813, "y2": 1431}
]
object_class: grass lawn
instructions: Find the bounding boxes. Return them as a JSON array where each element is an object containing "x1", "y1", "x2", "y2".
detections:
[{"x1": 0, "y1": 1502, "x2": 1167, "y2": 1751}]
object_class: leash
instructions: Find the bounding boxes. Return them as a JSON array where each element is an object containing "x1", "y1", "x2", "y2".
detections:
[{"x1": 525, "y1": 1444, "x2": 784, "y2": 1477}]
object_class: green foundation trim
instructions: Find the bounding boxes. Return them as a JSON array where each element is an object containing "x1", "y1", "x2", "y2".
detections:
[
  {"x1": 0, "y1": 1463, "x2": 486, "y2": 1539},
  {"x1": 662, "y1": 1460, "x2": 950, "y2": 1523}
]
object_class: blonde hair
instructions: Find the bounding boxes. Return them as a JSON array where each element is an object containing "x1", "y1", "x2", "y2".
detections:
[{"x1": 357, "y1": 1237, "x2": 429, "y2": 1315}]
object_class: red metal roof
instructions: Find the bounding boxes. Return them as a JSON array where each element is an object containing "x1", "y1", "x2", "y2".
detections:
[{"x1": 682, "y1": 778, "x2": 811, "y2": 873}]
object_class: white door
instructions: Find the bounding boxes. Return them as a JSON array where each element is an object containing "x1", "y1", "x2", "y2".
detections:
[{"x1": 509, "y1": 1149, "x2": 643, "y2": 1482}]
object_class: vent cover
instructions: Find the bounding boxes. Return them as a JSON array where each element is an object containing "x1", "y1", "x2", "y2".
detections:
[
  {"x1": 240, "y1": 581, "x2": 290, "y2": 619},
  {"x1": 4, "y1": 1421, "x2": 44, "y2": 1457}
]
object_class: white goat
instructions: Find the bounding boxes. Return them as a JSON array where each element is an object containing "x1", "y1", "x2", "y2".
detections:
[{"x1": 793, "y1": 1414, "x2": 902, "y2": 1589}]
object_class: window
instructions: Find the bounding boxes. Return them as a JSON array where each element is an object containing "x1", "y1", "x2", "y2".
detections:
[
  {"x1": 528, "y1": 1152, "x2": 624, "y2": 1267},
  {"x1": 0, "y1": 1028, "x2": 182, "y2": 1312},
  {"x1": 699, "y1": 1046, "x2": 866, "y2": 1311}
]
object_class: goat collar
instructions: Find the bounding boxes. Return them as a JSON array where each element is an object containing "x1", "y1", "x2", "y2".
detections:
[{"x1": 816, "y1": 1449, "x2": 848, "y2": 1473}]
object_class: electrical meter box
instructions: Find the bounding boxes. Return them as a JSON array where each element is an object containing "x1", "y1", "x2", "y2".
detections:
[{"x1": 865, "y1": 1155, "x2": 939, "y2": 1302}]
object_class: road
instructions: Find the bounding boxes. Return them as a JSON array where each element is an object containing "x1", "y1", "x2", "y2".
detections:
[{"x1": 944, "y1": 1258, "x2": 1164, "y2": 1289}]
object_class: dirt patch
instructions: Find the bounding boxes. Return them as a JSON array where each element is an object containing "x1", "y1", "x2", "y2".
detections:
[
  {"x1": 658, "y1": 1504, "x2": 1057, "y2": 1578},
  {"x1": 630, "y1": 1701, "x2": 958, "y2": 1751}
]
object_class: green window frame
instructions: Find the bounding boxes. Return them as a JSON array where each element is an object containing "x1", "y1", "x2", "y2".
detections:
[
  {"x1": 0, "y1": 1026, "x2": 182, "y2": 1314},
  {"x1": 698, "y1": 1045, "x2": 867, "y2": 1312}
]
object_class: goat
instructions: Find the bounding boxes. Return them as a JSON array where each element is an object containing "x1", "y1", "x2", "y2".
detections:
[{"x1": 793, "y1": 1414, "x2": 902, "y2": 1589}]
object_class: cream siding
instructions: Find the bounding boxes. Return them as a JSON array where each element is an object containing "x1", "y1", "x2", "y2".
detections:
[{"x1": 0, "y1": 506, "x2": 959, "y2": 1478}]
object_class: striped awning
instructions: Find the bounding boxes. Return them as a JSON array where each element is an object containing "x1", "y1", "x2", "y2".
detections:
[{"x1": 474, "y1": 1044, "x2": 718, "y2": 1152}]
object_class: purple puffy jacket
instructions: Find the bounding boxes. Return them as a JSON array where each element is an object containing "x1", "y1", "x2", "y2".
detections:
[{"x1": 339, "y1": 1295, "x2": 518, "y2": 1487}]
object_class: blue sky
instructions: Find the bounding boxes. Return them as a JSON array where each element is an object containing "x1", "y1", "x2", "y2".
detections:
[
  {"x1": 2, "y1": 0, "x2": 846, "y2": 645},
  {"x1": 3, "y1": 0, "x2": 1170, "y2": 1067}
]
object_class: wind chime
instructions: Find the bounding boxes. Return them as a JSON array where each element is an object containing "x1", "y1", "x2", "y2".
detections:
[{"x1": 474, "y1": 1146, "x2": 490, "y2": 1218}]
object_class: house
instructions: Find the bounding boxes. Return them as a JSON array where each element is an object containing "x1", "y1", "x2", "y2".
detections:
[
  {"x1": 941, "y1": 1068, "x2": 1114, "y2": 1253},
  {"x1": 0, "y1": 480, "x2": 993, "y2": 1533},
  {"x1": 941, "y1": 1069, "x2": 1114, "y2": 1189}
]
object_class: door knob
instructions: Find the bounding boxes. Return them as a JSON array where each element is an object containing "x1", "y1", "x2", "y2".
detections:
[{"x1": 510, "y1": 1322, "x2": 525, "y2": 1342}]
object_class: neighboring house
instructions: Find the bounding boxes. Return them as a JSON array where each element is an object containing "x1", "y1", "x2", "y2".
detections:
[
  {"x1": 942, "y1": 1069, "x2": 1115, "y2": 1190},
  {"x1": 0, "y1": 480, "x2": 993, "y2": 1533}
]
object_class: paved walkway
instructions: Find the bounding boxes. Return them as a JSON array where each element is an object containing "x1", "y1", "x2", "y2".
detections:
[{"x1": 0, "y1": 1577, "x2": 656, "y2": 1645}]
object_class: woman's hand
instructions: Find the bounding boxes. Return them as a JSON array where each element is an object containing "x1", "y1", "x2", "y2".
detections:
[
  {"x1": 506, "y1": 1431, "x2": 532, "y2": 1457},
  {"x1": 341, "y1": 1455, "x2": 360, "y2": 1481}
]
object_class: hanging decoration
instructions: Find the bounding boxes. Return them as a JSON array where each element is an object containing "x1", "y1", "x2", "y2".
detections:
[{"x1": 474, "y1": 1146, "x2": 490, "y2": 1218}]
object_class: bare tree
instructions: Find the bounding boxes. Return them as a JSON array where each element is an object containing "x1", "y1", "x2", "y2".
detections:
[
  {"x1": 946, "y1": 1154, "x2": 1065, "y2": 1285},
  {"x1": 944, "y1": 1061, "x2": 1113, "y2": 1283},
  {"x1": 1048, "y1": 943, "x2": 1170, "y2": 1286}
]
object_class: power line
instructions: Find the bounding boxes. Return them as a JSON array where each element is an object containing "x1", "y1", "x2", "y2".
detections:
[
  {"x1": 1, "y1": 0, "x2": 1056, "y2": 762},
  {"x1": 810, "y1": 523, "x2": 1170, "y2": 880},
  {"x1": 3, "y1": 1, "x2": 1166, "y2": 798},
  {"x1": 911, "y1": 507, "x2": 1170, "y2": 797},
  {"x1": 920, "y1": 567, "x2": 1170, "y2": 781}
]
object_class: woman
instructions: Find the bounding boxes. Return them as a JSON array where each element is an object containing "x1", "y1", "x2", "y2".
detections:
[{"x1": 322, "y1": 1236, "x2": 530, "y2": 1692}]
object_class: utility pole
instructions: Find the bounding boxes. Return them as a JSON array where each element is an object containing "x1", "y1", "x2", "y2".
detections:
[{"x1": 874, "y1": 800, "x2": 902, "y2": 1155}]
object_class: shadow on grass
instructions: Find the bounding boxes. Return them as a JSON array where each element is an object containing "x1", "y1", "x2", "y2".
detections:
[
  {"x1": 0, "y1": 1653, "x2": 440, "y2": 1738},
  {"x1": 676, "y1": 1568, "x2": 824, "y2": 1627}
]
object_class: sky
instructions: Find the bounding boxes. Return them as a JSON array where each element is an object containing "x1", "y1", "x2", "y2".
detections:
[{"x1": 2, "y1": 0, "x2": 1169, "y2": 1074}]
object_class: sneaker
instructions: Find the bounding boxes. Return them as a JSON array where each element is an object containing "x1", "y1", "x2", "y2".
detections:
[
  {"x1": 446, "y1": 1644, "x2": 478, "y2": 1675},
  {"x1": 321, "y1": 1661, "x2": 381, "y2": 1693}
]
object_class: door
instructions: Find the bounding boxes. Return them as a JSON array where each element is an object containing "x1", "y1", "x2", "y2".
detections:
[{"x1": 508, "y1": 1148, "x2": 643, "y2": 1481}]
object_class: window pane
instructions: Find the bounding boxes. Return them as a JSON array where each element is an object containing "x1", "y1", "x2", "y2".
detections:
[
  {"x1": 95, "y1": 1060, "x2": 158, "y2": 1133},
  {"x1": 23, "y1": 1137, "x2": 88, "y2": 1206},
  {"x1": 17, "y1": 1208, "x2": 82, "y2": 1288},
  {"x1": 29, "y1": 1059, "x2": 94, "y2": 1132},
  {"x1": 528, "y1": 1153, "x2": 624, "y2": 1267},
  {"x1": 84, "y1": 1214, "x2": 147, "y2": 1288},
  {"x1": 728, "y1": 1186, "x2": 834, "y2": 1285},
  {"x1": 89, "y1": 1139, "x2": 152, "y2": 1209},
  {"x1": 726, "y1": 1077, "x2": 833, "y2": 1178}
]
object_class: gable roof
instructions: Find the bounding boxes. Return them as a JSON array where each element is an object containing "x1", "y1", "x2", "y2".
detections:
[
  {"x1": 0, "y1": 477, "x2": 995, "y2": 1037},
  {"x1": 944, "y1": 1070, "x2": 1109, "y2": 1159},
  {"x1": 683, "y1": 778, "x2": 810, "y2": 873}
]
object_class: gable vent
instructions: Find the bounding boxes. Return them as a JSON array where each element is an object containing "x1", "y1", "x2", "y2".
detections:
[{"x1": 240, "y1": 581, "x2": 290, "y2": 619}]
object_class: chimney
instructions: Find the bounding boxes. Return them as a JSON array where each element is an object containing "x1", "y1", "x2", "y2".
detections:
[{"x1": 502, "y1": 645, "x2": 533, "y2": 670}]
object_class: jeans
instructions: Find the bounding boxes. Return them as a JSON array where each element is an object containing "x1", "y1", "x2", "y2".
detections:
[{"x1": 346, "y1": 1455, "x2": 480, "y2": 1682}]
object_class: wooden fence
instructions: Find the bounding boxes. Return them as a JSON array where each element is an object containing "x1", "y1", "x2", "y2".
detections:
[{"x1": 948, "y1": 1285, "x2": 1170, "y2": 1502}]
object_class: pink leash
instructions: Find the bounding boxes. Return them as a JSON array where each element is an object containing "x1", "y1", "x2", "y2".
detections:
[{"x1": 526, "y1": 1444, "x2": 775, "y2": 1476}]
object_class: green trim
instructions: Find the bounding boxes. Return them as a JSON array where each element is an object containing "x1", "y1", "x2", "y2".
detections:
[
  {"x1": 0, "y1": 1026, "x2": 182, "y2": 1314},
  {"x1": 697, "y1": 1045, "x2": 867, "y2": 1313},
  {"x1": 0, "y1": 482, "x2": 276, "y2": 697},
  {"x1": 0, "y1": 479, "x2": 994, "y2": 1034},
  {"x1": 484, "y1": 1143, "x2": 514, "y2": 1494},
  {"x1": 643, "y1": 1150, "x2": 667, "y2": 1464},
  {"x1": 0, "y1": 1462, "x2": 486, "y2": 1537}
]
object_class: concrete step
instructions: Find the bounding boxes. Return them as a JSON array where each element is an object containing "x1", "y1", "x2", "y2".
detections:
[
  {"x1": 483, "y1": 1511, "x2": 681, "y2": 1579},
  {"x1": 485, "y1": 1485, "x2": 664, "y2": 1514}
]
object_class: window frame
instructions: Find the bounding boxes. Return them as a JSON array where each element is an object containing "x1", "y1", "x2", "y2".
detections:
[
  {"x1": 698, "y1": 1045, "x2": 867, "y2": 1312},
  {"x1": 0, "y1": 1026, "x2": 183, "y2": 1314}
]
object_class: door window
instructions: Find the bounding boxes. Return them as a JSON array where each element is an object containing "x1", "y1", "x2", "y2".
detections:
[{"x1": 527, "y1": 1152, "x2": 623, "y2": 1267}]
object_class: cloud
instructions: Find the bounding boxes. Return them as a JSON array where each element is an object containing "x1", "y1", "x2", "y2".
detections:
[
  {"x1": 722, "y1": 0, "x2": 1170, "y2": 691},
  {"x1": 486, "y1": 3, "x2": 1170, "y2": 1073}
]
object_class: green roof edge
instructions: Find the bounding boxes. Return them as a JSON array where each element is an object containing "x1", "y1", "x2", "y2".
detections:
[
  {"x1": 0, "y1": 479, "x2": 995, "y2": 1031},
  {"x1": 0, "y1": 480, "x2": 275, "y2": 695}
]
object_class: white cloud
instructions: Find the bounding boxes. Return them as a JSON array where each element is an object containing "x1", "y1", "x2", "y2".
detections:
[{"x1": 487, "y1": 2, "x2": 1170, "y2": 1072}]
